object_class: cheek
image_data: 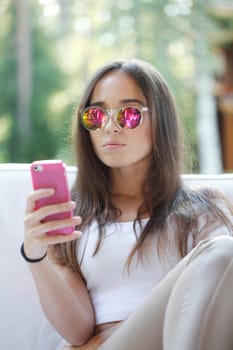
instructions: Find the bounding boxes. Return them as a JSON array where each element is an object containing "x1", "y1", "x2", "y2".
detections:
[{"x1": 128, "y1": 129, "x2": 153, "y2": 156}]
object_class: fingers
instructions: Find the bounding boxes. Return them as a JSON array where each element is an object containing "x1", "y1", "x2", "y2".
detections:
[
  {"x1": 40, "y1": 230, "x2": 82, "y2": 245},
  {"x1": 25, "y1": 188, "x2": 55, "y2": 213},
  {"x1": 25, "y1": 200, "x2": 77, "y2": 227},
  {"x1": 26, "y1": 216, "x2": 82, "y2": 238},
  {"x1": 24, "y1": 189, "x2": 82, "y2": 258}
]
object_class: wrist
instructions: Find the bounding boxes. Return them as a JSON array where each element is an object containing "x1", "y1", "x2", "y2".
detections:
[{"x1": 20, "y1": 243, "x2": 47, "y2": 263}]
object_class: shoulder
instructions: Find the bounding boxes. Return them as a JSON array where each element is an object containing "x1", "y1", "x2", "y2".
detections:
[
  {"x1": 173, "y1": 185, "x2": 233, "y2": 214},
  {"x1": 170, "y1": 185, "x2": 233, "y2": 232}
]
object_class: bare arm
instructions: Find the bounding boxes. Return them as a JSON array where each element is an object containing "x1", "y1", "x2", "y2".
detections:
[
  {"x1": 24, "y1": 189, "x2": 95, "y2": 346},
  {"x1": 28, "y1": 260, "x2": 95, "y2": 345},
  {"x1": 62, "y1": 322, "x2": 123, "y2": 350}
]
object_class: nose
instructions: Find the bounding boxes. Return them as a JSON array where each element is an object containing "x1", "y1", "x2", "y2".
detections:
[{"x1": 104, "y1": 110, "x2": 121, "y2": 132}]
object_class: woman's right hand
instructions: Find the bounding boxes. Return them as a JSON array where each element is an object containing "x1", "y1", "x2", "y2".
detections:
[{"x1": 23, "y1": 188, "x2": 82, "y2": 260}]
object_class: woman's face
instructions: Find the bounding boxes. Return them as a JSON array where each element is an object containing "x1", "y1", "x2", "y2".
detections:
[{"x1": 88, "y1": 70, "x2": 153, "y2": 171}]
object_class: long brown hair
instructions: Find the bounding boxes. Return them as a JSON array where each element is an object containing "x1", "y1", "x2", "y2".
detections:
[{"x1": 49, "y1": 59, "x2": 233, "y2": 278}]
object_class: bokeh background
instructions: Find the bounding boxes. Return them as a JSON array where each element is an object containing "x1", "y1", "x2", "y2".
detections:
[{"x1": 0, "y1": 0, "x2": 233, "y2": 173}]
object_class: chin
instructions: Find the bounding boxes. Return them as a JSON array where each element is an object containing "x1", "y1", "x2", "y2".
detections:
[
  {"x1": 105, "y1": 162, "x2": 125, "y2": 168},
  {"x1": 101, "y1": 159, "x2": 127, "y2": 168}
]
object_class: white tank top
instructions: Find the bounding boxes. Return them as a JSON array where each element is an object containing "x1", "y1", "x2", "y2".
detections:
[
  {"x1": 76, "y1": 220, "x2": 180, "y2": 325},
  {"x1": 76, "y1": 201, "x2": 232, "y2": 325}
]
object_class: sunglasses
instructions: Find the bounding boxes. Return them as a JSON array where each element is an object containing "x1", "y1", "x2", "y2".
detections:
[{"x1": 81, "y1": 106, "x2": 149, "y2": 131}]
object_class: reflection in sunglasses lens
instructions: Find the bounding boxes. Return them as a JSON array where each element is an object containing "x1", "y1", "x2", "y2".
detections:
[
  {"x1": 83, "y1": 108, "x2": 106, "y2": 130},
  {"x1": 117, "y1": 108, "x2": 141, "y2": 129}
]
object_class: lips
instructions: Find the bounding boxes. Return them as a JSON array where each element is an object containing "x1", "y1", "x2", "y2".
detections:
[{"x1": 102, "y1": 141, "x2": 125, "y2": 148}]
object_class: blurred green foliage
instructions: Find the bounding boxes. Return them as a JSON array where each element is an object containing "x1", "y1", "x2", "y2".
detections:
[{"x1": 0, "y1": 0, "x2": 232, "y2": 170}]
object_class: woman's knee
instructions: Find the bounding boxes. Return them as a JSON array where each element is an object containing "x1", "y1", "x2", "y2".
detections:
[
  {"x1": 212, "y1": 235, "x2": 233, "y2": 255},
  {"x1": 163, "y1": 236, "x2": 233, "y2": 350},
  {"x1": 188, "y1": 236, "x2": 233, "y2": 271}
]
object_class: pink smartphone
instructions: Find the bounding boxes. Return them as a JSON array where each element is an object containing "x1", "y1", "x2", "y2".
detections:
[{"x1": 30, "y1": 160, "x2": 74, "y2": 235}]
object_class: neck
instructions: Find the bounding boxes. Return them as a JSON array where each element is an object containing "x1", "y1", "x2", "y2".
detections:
[
  {"x1": 109, "y1": 163, "x2": 151, "y2": 221},
  {"x1": 110, "y1": 165, "x2": 148, "y2": 198},
  {"x1": 111, "y1": 162, "x2": 149, "y2": 198}
]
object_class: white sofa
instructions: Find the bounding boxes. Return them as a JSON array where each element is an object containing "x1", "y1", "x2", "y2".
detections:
[{"x1": 1, "y1": 163, "x2": 233, "y2": 350}]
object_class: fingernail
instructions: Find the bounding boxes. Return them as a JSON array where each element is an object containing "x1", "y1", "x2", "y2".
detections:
[{"x1": 74, "y1": 231, "x2": 82, "y2": 236}]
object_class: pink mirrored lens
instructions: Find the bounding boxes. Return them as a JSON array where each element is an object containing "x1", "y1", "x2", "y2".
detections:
[
  {"x1": 82, "y1": 108, "x2": 106, "y2": 130},
  {"x1": 117, "y1": 107, "x2": 142, "y2": 129}
]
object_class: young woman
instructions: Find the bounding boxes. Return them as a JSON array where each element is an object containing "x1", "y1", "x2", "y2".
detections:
[{"x1": 23, "y1": 59, "x2": 233, "y2": 350}]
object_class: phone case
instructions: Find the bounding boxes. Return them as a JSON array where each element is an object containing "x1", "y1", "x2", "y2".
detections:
[{"x1": 30, "y1": 160, "x2": 74, "y2": 235}]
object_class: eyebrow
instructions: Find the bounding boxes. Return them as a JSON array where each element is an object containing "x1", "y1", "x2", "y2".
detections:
[{"x1": 89, "y1": 98, "x2": 146, "y2": 107}]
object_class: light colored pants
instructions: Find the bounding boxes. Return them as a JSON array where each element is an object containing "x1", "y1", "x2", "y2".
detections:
[{"x1": 98, "y1": 236, "x2": 233, "y2": 350}]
